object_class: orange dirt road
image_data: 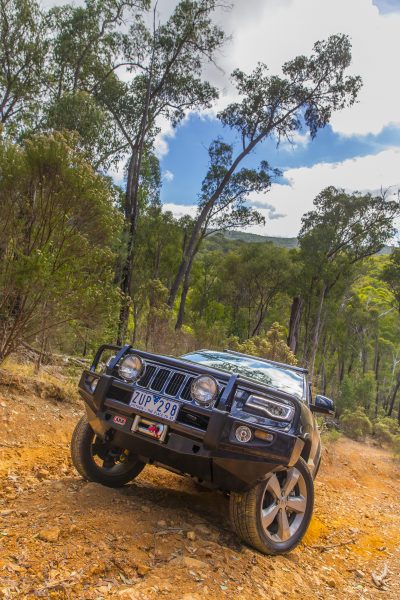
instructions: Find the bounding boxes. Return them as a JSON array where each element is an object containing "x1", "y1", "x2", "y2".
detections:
[{"x1": 0, "y1": 373, "x2": 399, "y2": 599}]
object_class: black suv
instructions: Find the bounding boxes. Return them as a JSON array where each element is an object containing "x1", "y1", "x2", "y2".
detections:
[{"x1": 71, "y1": 345, "x2": 334, "y2": 555}]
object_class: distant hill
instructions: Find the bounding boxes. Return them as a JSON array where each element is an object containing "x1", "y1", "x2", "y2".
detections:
[
  {"x1": 221, "y1": 230, "x2": 298, "y2": 249},
  {"x1": 212, "y1": 230, "x2": 393, "y2": 254}
]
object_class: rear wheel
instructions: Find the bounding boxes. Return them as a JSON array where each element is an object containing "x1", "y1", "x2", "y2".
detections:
[
  {"x1": 71, "y1": 416, "x2": 145, "y2": 488},
  {"x1": 230, "y1": 457, "x2": 314, "y2": 555}
]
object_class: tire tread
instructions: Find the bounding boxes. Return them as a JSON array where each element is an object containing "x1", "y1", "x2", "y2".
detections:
[
  {"x1": 229, "y1": 458, "x2": 314, "y2": 555},
  {"x1": 70, "y1": 415, "x2": 145, "y2": 488}
]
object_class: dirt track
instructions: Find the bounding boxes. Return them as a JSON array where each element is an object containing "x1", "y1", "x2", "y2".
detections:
[{"x1": 0, "y1": 370, "x2": 400, "y2": 599}]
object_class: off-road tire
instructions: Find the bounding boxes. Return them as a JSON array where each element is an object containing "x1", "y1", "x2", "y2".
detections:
[
  {"x1": 71, "y1": 415, "x2": 145, "y2": 488},
  {"x1": 229, "y1": 457, "x2": 314, "y2": 555},
  {"x1": 313, "y1": 455, "x2": 321, "y2": 479}
]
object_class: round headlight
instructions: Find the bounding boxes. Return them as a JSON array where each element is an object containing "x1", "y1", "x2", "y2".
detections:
[
  {"x1": 118, "y1": 354, "x2": 144, "y2": 381},
  {"x1": 191, "y1": 375, "x2": 218, "y2": 406}
]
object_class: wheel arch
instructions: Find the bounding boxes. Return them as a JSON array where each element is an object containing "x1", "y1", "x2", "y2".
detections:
[{"x1": 300, "y1": 436, "x2": 312, "y2": 463}]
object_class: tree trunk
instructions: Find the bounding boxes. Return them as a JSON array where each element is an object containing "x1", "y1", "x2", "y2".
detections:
[
  {"x1": 374, "y1": 341, "x2": 380, "y2": 418},
  {"x1": 287, "y1": 296, "x2": 303, "y2": 354},
  {"x1": 338, "y1": 356, "x2": 345, "y2": 383},
  {"x1": 116, "y1": 39, "x2": 155, "y2": 344},
  {"x1": 131, "y1": 303, "x2": 139, "y2": 345},
  {"x1": 175, "y1": 264, "x2": 191, "y2": 330},
  {"x1": 388, "y1": 376, "x2": 400, "y2": 417},
  {"x1": 175, "y1": 240, "x2": 200, "y2": 330},
  {"x1": 308, "y1": 282, "x2": 327, "y2": 381},
  {"x1": 347, "y1": 353, "x2": 354, "y2": 375},
  {"x1": 117, "y1": 151, "x2": 140, "y2": 344},
  {"x1": 398, "y1": 394, "x2": 400, "y2": 427},
  {"x1": 251, "y1": 303, "x2": 267, "y2": 337},
  {"x1": 168, "y1": 230, "x2": 200, "y2": 309}
]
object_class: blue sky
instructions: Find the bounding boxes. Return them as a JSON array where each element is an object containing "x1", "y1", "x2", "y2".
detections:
[
  {"x1": 153, "y1": 0, "x2": 400, "y2": 236},
  {"x1": 160, "y1": 116, "x2": 400, "y2": 207}
]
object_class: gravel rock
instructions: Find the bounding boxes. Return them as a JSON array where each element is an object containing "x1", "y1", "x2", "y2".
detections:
[{"x1": 38, "y1": 527, "x2": 61, "y2": 542}]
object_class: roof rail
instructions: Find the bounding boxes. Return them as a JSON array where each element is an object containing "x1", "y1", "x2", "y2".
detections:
[{"x1": 222, "y1": 349, "x2": 308, "y2": 374}]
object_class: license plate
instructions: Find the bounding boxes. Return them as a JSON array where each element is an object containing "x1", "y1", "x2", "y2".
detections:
[{"x1": 129, "y1": 389, "x2": 180, "y2": 422}]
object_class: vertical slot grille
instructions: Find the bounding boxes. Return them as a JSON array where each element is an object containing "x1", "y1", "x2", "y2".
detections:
[
  {"x1": 138, "y1": 365, "x2": 156, "y2": 388},
  {"x1": 150, "y1": 368, "x2": 170, "y2": 391},
  {"x1": 180, "y1": 376, "x2": 194, "y2": 401},
  {"x1": 165, "y1": 372, "x2": 185, "y2": 396}
]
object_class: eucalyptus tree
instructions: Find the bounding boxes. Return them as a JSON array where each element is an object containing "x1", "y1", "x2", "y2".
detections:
[
  {"x1": 46, "y1": 0, "x2": 226, "y2": 342},
  {"x1": 0, "y1": 0, "x2": 48, "y2": 133},
  {"x1": 46, "y1": 0, "x2": 148, "y2": 168},
  {"x1": 174, "y1": 138, "x2": 270, "y2": 329},
  {"x1": 168, "y1": 34, "x2": 362, "y2": 309},
  {"x1": 383, "y1": 247, "x2": 400, "y2": 314},
  {"x1": 96, "y1": 0, "x2": 226, "y2": 342},
  {"x1": 296, "y1": 186, "x2": 399, "y2": 379},
  {"x1": 220, "y1": 243, "x2": 293, "y2": 339}
]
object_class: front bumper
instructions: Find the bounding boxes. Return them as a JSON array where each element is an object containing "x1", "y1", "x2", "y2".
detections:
[{"x1": 79, "y1": 369, "x2": 304, "y2": 492}]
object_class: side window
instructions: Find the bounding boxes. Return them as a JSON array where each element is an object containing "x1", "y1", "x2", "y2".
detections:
[{"x1": 308, "y1": 383, "x2": 313, "y2": 405}]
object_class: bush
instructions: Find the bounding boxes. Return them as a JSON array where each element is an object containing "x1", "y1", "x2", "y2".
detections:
[
  {"x1": 373, "y1": 422, "x2": 394, "y2": 446},
  {"x1": 322, "y1": 428, "x2": 342, "y2": 443},
  {"x1": 375, "y1": 416, "x2": 400, "y2": 436},
  {"x1": 227, "y1": 323, "x2": 297, "y2": 365},
  {"x1": 393, "y1": 435, "x2": 400, "y2": 461},
  {"x1": 340, "y1": 407, "x2": 372, "y2": 440}
]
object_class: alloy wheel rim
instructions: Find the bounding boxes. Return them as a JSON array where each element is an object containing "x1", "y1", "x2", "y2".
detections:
[{"x1": 260, "y1": 467, "x2": 307, "y2": 543}]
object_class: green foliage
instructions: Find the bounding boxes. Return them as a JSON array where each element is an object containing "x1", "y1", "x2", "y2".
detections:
[
  {"x1": 393, "y1": 436, "x2": 400, "y2": 460},
  {"x1": 0, "y1": 131, "x2": 122, "y2": 360},
  {"x1": 322, "y1": 428, "x2": 342, "y2": 443},
  {"x1": 340, "y1": 408, "x2": 372, "y2": 440},
  {"x1": 219, "y1": 244, "x2": 294, "y2": 338},
  {"x1": 337, "y1": 373, "x2": 376, "y2": 415},
  {"x1": 0, "y1": 0, "x2": 48, "y2": 133},
  {"x1": 219, "y1": 35, "x2": 361, "y2": 142},
  {"x1": 227, "y1": 323, "x2": 297, "y2": 365},
  {"x1": 373, "y1": 422, "x2": 394, "y2": 446},
  {"x1": 382, "y1": 247, "x2": 400, "y2": 313},
  {"x1": 46, "y1": 91, "x2": 122, "y2": 169}
]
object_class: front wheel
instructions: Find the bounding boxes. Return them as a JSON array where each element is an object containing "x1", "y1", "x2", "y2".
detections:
[
  {"x1": 71, "y1": 416, "x2": 145, "y2": 488},
  {"x1": 229, "y1": 457, "x2": 314, "y2": 555}
]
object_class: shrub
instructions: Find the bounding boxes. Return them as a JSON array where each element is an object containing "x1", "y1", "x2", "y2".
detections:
[
  {"x1": 375, "y1": 416, "x2": 400, "y2": 436},
  {"x1": 373, "y1": 422, "x2": 394, "y2": 446},
  {"x1": 322, "y1": 428, "x2": 342, "y2": 443},
  {"x1": 227, "y1": 323, "x2": 297, "y2": 365},
  {"x1": 340, "y1": 407, "x2": 372, "y2": 440},
  {"x1": 393, "y1": 435, "x2": 400, "y2": 461}
]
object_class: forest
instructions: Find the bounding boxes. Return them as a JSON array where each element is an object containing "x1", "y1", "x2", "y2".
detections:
[{"x1": 1, "y1": 0, "x2": 400, "y2": 444}]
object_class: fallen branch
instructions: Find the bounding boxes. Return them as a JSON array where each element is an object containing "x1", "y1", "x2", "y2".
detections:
[{"x1": 20, "y1": 342, "x2": 90, "y2": 367}]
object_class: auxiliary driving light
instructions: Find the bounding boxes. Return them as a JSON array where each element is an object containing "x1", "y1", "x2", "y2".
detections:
[
  {"x1": 118, "y1": 354, "x2": 144, "y2": 382},
  {"x1": 235, "y1": 425, "x2": 252, "y2": 443},
  {"x1": 191, "y1": 375, "x2": 218, "y2": 406}
]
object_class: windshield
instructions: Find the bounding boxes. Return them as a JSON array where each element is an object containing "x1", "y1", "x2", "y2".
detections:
[{"x1": 182, "y1": 351, "x2": 305, "y2": 399}]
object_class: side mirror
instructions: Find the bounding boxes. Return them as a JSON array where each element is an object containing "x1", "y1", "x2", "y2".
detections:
[{"x1": 311, "y1": 395, "x2": 335, "y2": 415}]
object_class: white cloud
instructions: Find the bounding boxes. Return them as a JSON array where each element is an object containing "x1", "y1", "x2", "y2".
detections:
[
  {"x1": 162, "y1": 203, "x2": 198, "y2": 219},
  {"x1": 279, "y1": 132, "x2": 311, "y2": 153},
  {"x1": 107, "y1": 159, "x2": 126, "y2": 183},
  {"x1": 163, "y1": 148, "x2": 400, "y2": 236},
  {"x1": 154, "y1": 116, "x2": 176, "y2": 158},
  {"x1": 250, "y1": 148, "x2": 400, "y2": 236},
  {"x1": 209, "y1": 0, "x2": 400, "y2": 137},
  {"x1": 163, "y1": 170, "x2": 174, "y2": 182}
]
